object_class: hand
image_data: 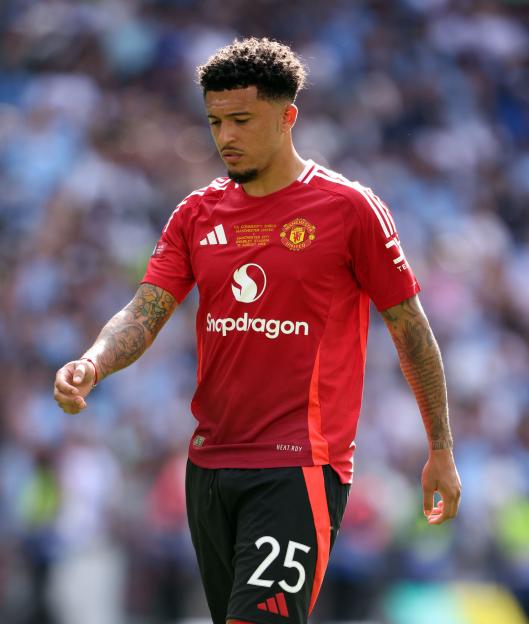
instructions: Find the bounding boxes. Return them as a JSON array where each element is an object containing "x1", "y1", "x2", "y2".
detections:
[
  {"x1": 422, "y1": 448, "x2": 462, "y2": 525},
  {"x1": 54, "y1": 360, "x2": 96, "y2": 414}
]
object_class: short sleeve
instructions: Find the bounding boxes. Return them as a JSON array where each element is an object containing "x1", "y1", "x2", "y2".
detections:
[
  {"x1": 348, "y1": 186, "x2": 420, "y2": 311},
  {"x1": 141, "y1": 205, "x2": 195, "y2": 303}
]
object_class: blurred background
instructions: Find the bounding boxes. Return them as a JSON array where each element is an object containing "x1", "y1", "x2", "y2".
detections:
[{"x1": 1, "y1": 0, "x2": 529, "y2": 623}]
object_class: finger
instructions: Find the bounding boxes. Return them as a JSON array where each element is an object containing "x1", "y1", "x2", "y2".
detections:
[
  {"x1": 56, "y1": 366, "x2": 80, "y2": 392},
  {"x1": 453, "y1": 490, "x2": 462, "y2": 516},
  {"x1": 56, "y1": 397, "x2": 86, "y2": 414},
  {"x1": 54, "y1": 387, "x2": 87, "y2": 408},
  {"x1": 60, "y1": 404, "x2": 79, "y2": 415},
  {"x1": 55, "y1": 378, "x2": 79, "y2": 395},
  {"x1": 54, "y1": 389, "x2": 78, "y2": 404},
  {"x1": 427, "y1": 505, "x2": 445, "y2": 523},
  {"x1": 62, "y1": 404, "x2": 84, "y2": 415},
  {"x1": 443, "y1": 499, "x2": 456, "y2": 520},
  {"x1": 428, "y1": 511, "x2": 449, "y2": 525},
  {"x1": 439, "y1": 488, "x2": 460, "y2": 519},
  {"x1": 428, "y1": 497, "x2": 455, "y2": 524},
  {"x1": 446, "y1": 495, "x2": 461, "y2": 520},
  {"x1": 429, "y1": 501, "x2": 444, "y2": 514},
  {"x1": 423, "y1": 485, "x2": 435, "y2": 516},
  {"x1": 55, "y1": 393, "x2": 86, "y2": 409},
  {"x1": 72, "y1": 364, "x2": 87, "y2": 385}
]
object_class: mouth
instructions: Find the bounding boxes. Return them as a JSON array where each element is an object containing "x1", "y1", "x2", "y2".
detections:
[{"x1": 222, "y1": 150, "x2": 243, "y2": 164}]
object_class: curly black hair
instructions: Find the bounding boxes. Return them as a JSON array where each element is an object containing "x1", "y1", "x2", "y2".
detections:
[{"x1": 197, "y1": 37, "x2": 307, "y2": 102}]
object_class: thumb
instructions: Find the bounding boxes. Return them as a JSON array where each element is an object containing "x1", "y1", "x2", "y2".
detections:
[
  {"x1": 423, "y1": 485, "x2": 435, "y2": 516},
  {"x1": 73, "y1": 363, "x2": 86, "y2": 385}
]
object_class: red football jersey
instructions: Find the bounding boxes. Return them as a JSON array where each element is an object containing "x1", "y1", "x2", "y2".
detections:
[{"x1": 142, "y1": 160, "x2": 420, "y2": 483}]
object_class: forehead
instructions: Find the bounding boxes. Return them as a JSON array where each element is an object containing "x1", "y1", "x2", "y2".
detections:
[{"x1": 205, "y1": 86, "x2": 276, "y2": 116}]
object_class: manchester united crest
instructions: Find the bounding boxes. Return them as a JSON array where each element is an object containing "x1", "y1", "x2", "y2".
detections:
[{"x1": 280, "y1": 218, "x2": 316, "y2": 251}]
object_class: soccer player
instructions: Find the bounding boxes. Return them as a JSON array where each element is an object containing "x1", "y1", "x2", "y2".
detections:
[{"x1": 54, "y1": 37, "x2": 461, "y2": 624}]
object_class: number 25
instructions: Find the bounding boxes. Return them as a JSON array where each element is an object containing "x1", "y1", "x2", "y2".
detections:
[{"x1": 247, "y1": 536, "x2": 311, "y2": 594}]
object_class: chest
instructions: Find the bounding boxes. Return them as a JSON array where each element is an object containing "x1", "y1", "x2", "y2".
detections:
[{"x1": 189, "y1": 194, "x2": 348, "y2": 296}]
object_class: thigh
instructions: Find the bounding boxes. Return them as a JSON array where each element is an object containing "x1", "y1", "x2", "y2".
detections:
[
  {"x1": 227, "y1": 465, "x2": 349, "y2": 624},
  {"x1": 185, "y1": 461, "x2": 235, "y2": 624}
]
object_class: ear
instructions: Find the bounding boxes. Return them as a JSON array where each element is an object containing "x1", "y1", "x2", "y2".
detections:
[{"x1": 282, "y1": 103, "x2": 298, "y2": 131}]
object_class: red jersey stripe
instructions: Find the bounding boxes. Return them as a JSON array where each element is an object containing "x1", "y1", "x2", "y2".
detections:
[
  {"x1": 302, "y1": 466, "x2": 331, "y2": 614},
  {"x1": 307, "y1": 346, "x2": 330, "y2": 464},
  {"x1": 358, "y1": 292, "x2": 370, "y2": 363}
]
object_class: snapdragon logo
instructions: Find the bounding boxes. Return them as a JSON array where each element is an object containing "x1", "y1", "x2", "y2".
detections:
[
  {"x1": 207, "y1": 312, "x2": 309, "y2": 340},
  {"x1": 208, "y1": 262, "x2": 310, "y2": 339},
  {"x1": 231, "y1": 263, "x2": 266, "y2": 303}
]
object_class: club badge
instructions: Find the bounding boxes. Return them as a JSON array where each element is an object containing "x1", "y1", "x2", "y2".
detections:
[{"x1": 280, "y1": 218, "x2": 316, "y2": 251}]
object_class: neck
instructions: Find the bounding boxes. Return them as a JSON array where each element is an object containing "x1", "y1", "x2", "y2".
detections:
[{"x1": 241, "y1": 146, "x2": 306, "y2": 197}]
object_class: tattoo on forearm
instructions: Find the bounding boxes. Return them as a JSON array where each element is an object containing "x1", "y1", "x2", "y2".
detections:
[
  {"x1": 95, "y1": 320, "x2": 146, "y2": 378},
  {"x1": 84, "y1": 284, "x2": 176, "y2": 381},
  {"x1": 382, "y1": 298, "x2": 453, "y2": 451}
]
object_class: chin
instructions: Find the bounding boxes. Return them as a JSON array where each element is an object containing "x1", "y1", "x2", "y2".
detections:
[{"x1": 227, "y1": 168, "x2": 259, "y2": 184}]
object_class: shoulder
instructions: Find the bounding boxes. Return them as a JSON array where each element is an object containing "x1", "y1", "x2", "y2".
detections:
[
  {"x1": 304, "y1": 162, "x2": 372, "y2": 205},
  {"x1": 304, "y1": 163, "x2": 396, "y2": 236},
  {"x1": 163, "y1": 176, "x2": 232, "y2": 232},
  {"x1": 174, "y1": 176, "x2": 231, "y2": 215}
]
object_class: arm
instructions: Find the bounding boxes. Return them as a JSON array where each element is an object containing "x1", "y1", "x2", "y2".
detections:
[
  {"x1": 381, "y1": 294, "x2": 461, "y2": 524},
  {"x1": 54, "y1": 283, "x2": 177, "y2": 415}
]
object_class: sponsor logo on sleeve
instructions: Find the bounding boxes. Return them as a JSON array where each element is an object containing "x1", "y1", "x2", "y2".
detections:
[
  {"x1": 152, "y1": 240, "x2": 167, "y2": 257},
  {"x1": 385, "y1": 236, "x2": 409, "y2": 271}
]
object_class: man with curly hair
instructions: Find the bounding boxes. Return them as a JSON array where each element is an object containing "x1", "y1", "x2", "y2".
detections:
[{"x1": 54, "y1": 37, "x2": 461, "y2": 624}]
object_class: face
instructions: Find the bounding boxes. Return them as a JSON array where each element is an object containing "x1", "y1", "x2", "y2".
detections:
[{"x1": 205, "y1": 86, "x2": 296, "y2": 183}]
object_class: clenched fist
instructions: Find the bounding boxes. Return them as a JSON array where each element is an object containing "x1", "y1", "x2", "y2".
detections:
[{"x1": 54, "y1": 359, "x2": 97, "y2": 414}]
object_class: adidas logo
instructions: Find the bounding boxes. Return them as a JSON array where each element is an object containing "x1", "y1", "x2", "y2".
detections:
[
  {"x1": 200, "y1": 224, "x2": 227, "y2": 246},
  {"x1": 257, "y1": 591, "x2": 289, "y2": 617}
]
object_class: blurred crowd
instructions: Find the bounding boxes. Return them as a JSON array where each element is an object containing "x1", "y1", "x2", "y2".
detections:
[{"x1": 1, "y1": 0, "x2": 529, "y2": 623}]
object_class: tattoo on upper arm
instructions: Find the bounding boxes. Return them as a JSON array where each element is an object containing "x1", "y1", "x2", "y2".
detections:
[
  {"x1": 126, "y1": 283, "x2": 176, "y2": 337},
  {"x1": 381, "y1": 297, "x2": 453, "y2": 451},
  {"x1": 381, "y1": 308, "x2": 398, "y2": 323}
]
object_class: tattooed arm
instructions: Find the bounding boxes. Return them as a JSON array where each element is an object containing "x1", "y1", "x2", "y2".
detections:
[
  {"x1": 381, "y1": 294, "x2": 461, "y2": 524},
  {"x1": 381, "y1": 295, "x2": 452, "y2": 451},
  {"x1": 54, "y1": 284, "x2": 177, "y2": 415}
]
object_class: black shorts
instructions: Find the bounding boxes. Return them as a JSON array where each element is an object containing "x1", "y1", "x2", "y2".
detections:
[{"x1": 185, "y1": 461, "x2": 350, "y2": 624}]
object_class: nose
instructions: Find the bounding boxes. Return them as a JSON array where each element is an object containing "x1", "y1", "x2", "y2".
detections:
[{"x1": 217, "y1": 121, "x2": 237, "y2": 148}]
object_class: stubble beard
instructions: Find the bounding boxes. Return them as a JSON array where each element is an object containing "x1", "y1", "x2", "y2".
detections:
[{"x1": 227, "y1": 168, "x2": 259, "y2": 184}]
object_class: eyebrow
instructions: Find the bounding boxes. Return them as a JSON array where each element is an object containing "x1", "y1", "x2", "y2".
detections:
[{"x1": 207, "y1": 111, "x2": 252, "y2": 119}]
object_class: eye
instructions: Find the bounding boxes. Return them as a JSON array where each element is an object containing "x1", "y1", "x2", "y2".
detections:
[
  {"x1": 209, "y1": 120, "x2": 220, "y2": 126},
  {"x1": 235, "y1": 119, "x2": 249, "y2": 125}
]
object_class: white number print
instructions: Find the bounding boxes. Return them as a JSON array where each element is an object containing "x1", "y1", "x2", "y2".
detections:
[
  {"x1": 247, "y1": 536, "x2": 280, "y2": 588},
  {"x1": 247, "y1": 536, "x2": 311, "y2": 594},
  {"x1": 278, "y1": 541, "x2": 311, "y2": 593}
]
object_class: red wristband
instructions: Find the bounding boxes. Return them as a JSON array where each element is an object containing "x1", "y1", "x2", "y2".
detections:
[{"x1": 81, "y1": 358, "x2": 98, "y2": 387}]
